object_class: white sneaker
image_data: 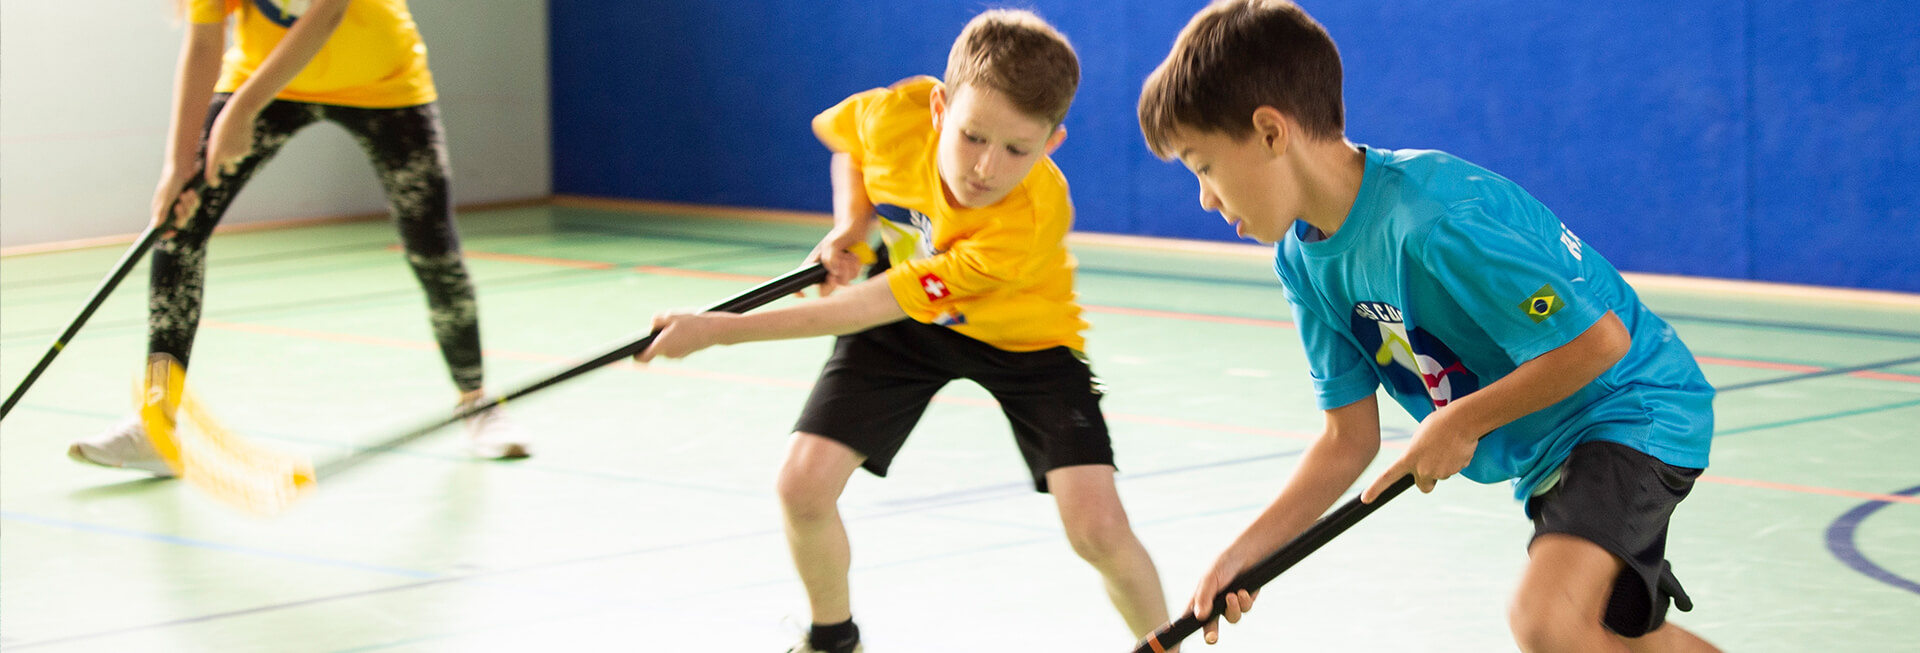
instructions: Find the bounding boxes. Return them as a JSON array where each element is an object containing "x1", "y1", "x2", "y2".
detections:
[
  {"x1": 787, "y1": 637, "x2": 862, "y2": 653},
  {"x1": 462, "y1": 401, "x2": 531, "y2": 459},
  {"x1": 68, "y1": 417, "x2": 176, "y2": 477}
]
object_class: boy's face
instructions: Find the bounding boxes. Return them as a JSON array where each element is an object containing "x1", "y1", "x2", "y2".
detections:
[
  {"x1": 1166, "y1": 127, "x2": 1301, "y2": 245},
  {"x1": 930, "y1": 83, "x2": 1066, "y2": 208}
]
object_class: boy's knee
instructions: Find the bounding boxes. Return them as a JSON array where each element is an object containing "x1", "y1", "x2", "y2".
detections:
[
  {"x1": 775, "y1": 465, "x2": 838, "y2": 522},
  {"x1": 1508, "y1": 597, "x2": 1600, "y2": 653},
  {"x1": 1061, "y1": 509, "x2": 1132, "y2": 563}
]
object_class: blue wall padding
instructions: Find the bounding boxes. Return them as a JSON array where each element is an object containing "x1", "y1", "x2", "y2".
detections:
[
  {"x1": 550, "y1": 1, "x2": 1920, "y2": 292},
  {"x1": 1749, "y1": 1, "x2": 1919, "y2": 291}
]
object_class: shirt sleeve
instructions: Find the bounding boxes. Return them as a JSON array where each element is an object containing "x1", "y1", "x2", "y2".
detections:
[
  {"x1": 813, "y1": 76, "x2": 941, "y2": 161},
  {"x1": 188, "y1": 0, "x2": 233, "y2": 24},
  {"x1": 1414, "y1": 205, "x2": 1604, "y2": 365},
  {"x1": 811, "y1": 89, "x2": 882, "y2": 160},
  {"x1": 1281, "y1": 275, "x2": 1380, "y2": 410},
  {"x1": 882, "y1": 194, "x2": 1059, "y2": 322}
]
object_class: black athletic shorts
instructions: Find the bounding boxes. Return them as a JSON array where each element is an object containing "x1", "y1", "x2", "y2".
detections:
[
  {"x1": 1525, "y1": 441, "x2": 1703, "y2": 637},
  {"x1": 791, "y1": 318, "x2": 1114, "y2": 493}
]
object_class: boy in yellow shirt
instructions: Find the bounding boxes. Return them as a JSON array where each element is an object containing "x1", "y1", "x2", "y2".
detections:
[
  {"x1": 637, "y1": 9, "x2": 1172, "y2": 652},
  {"x1": 70, "y1": 0, "x2": 528, "y2": 473}
]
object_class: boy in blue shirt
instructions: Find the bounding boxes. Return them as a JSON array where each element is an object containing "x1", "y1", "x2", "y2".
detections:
[{"x1": 1135, "y1": 2, "x2": 1720, "y2": 651}]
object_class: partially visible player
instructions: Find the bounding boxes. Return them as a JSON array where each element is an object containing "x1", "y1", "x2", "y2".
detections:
[
  {"x1": 71, "y1": 0, "x2": 529, "y2": 474},
  {"x1": 1137, "y1": 2, "x2": 1720, "y2": 650}
]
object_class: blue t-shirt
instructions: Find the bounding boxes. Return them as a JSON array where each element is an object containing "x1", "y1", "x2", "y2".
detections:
[{"x1": 1277, "y1": 147, "x2": 1713, "y2": 500}]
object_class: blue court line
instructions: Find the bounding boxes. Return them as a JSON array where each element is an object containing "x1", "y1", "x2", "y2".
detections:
[
  {"x1": 0, "y1": 576, "x2": 466, "y2": 652},
  {"x1": 1714, "y1": 355, "x2": 1920, "y2": 392},
  {"x1": 292, "y1": 394, "x2": 1920, "y2": 651},
  {"x1": 8, "y1": 437, "x2": 1346, "y2": 649},
  {"x1": 32, "y1": 395, "x2": 1875, "y2": 651},
  {"x1": 9, "y1": 215, "x2": 1914, "y2": 345},
  {"x1": 558, "y1": 215, "x2": 1920, "y2": 342},
  {"x1": 1656, "y1": 312, "x2": 1920, "y2": 343},
  {"x1": 5, "y1": 216, "x2": 1915, "y2": 645},
  {"x1": 1713, "y1": 398, "x2": 1920, "y2": 437},
  {"x1": 0, "y1": 225, "x2": 558, "y2": 291},
  {"x1": 7, "y1": 402, "x2": 768, "y2": 499},
  {"x1": 0, "y1": 525, "x2": 787, "y2": 651},
  {"x1": 874, "y1": 429, "x2": 1413, "y2": 511},
  {"x1": 24, "y1": 392, "x2": 1908, "y2": 643},
  {"x1": 320, "y1": 531, "x2": 1074, "y2": 653},
  {"x1": 0, "y1": 511, "x2": 437, "y2": 579},
  {"x1": 336, "y1": 434, "x2": 1920, "y2": 651},
  {"x1": 9, "y1": 359, "x2": 1914, "y2": 644},
  {"x1": 1824, "y1": 484, "x2": 1920, "y2": 596},
  {"x1": 320, "y1": 476, "x2": 1388, "y2": 653},
  {"x1": 0, "y1": 243, "x2": 782, "y2": 343}
]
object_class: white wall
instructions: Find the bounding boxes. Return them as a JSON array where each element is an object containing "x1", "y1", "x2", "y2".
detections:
[{"x1": 0, "y1": 1, "x2": 551, "y2": 248}]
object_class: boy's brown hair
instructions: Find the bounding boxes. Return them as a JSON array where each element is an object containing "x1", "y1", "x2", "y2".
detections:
[
  {"x1": 945, "y1": 9, "x2": 1080, "y2": 126},
  {"x1": 1138, "y1": 0, "x2": 1345, "y2": 158}
]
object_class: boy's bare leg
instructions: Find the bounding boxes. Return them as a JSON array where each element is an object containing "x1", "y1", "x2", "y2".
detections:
[
  {"x1": 1511, "y1": 534, "x2": 1628, "y2": 652},
  {"x1": 1512, "y1": 534, "x2": 1720, "y2": 653},
  {"x1": 1622, "y1": 623, "x2": 1721, "y2": 653},
  {"x1": 777, "y1": 433, "x2": 867, "y2": 624},
  {"x1": 1048, "y1": 464, "x2": 1171, "y2": 639}
]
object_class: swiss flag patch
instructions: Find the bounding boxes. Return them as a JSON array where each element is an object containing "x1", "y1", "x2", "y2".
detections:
[{"x1": 919, "y1": 273, "x2": 950, "y2": 301}]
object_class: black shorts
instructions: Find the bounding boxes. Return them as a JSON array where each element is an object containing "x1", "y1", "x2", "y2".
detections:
[
  {"x1": 792, "y1": 318, "x2": 1114, "y2": 493},
  {"x1": 1525, "y1": 441, "x2": 1703, "y2": 637}
]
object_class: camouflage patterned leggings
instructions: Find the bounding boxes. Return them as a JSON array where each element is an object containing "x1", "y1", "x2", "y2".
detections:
[{"x1": 150, "y1": 95, "x2": 483, "y2": 392}]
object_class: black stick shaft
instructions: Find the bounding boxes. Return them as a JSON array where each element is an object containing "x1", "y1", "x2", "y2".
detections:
[
  {"x1": 1131, "y1": 474, "x2": 1416, "y2": 653},
  {"x1": 1, "y1": 225, "x2": 166, "y2": 420},
  {"x1": 313, "y1": 262, "x2": 830, "y2": 477}
]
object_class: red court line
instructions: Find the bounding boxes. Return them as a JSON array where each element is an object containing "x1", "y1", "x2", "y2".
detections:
[
  {"x1": 1694, "y1": 355, "x2": 1920, "y2": 385},
  {"x1": 200, "y1": 319, "x2": 1920, "y2": 506},
  {"x1": 1699, "y1": 475, "x2": 1920, "y2": 505},
  {"x1": 465, "y1": 248, "x2": 1920, "y2": 387},
  {"x1": 456, "y1": 250, "x2": 617, "y2": 270},
  {"x1": 1084, "y1": 304, "x2": 1293, "y2": 328},
  {"x1": 631, "y1": 266, "x2": 771, "y2": 282},
  {"x1": 202, "y1": 320, "x2": 441, "y2": 353},
  {"x1": 198, "y1": 321, "x2": 1331, "y2": 443},
  {"x1": 1692, "y1": 356, "x2": 1820, "y2": 373},
  {"x1": 1850, "y1": 370, "x2": 1920, "y2": 384},
  {"x1": 391, "y1": 245, "x2": 622, "y2": 270}
]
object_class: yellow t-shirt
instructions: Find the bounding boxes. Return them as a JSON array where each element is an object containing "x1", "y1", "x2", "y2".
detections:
[
  {"x1": 191, "y1": 0, "x2": 436, "y2": 108},
  {"x1": 812, "y1": 77, "x2": 1089, "y2": 353}
]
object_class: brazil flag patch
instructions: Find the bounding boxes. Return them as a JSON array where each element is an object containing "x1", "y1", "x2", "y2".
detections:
[{"x1": 1519, "y1": 284, "x2": 1565, "y2": 323}]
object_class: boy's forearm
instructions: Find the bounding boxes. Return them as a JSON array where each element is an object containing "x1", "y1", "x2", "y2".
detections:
[
  {"x1": 225, "y1": 0, "x2": 351, "y2": 115},
  {"x1": 1426, "y1": 311, "x2": 1631, "y2": 443},
  {"x1": 166, "y1": 24, "x2": 226, "y2": 170},
  {"x1": 716, "y1": 277, "x2": 907, "y2": 344},
  {"x1": 1226, "y1": 397, "x2": 1382, "y2": 560},
  {"x1": 830, "y1": 153, "x2": 875, "y2": 238}
]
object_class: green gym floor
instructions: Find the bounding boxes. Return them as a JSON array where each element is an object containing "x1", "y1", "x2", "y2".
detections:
[{"x1": 2, "y1": 204, "x2": 1916, "y2": 652}]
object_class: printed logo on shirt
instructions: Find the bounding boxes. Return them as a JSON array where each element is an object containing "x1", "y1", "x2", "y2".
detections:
[
  {"x1": 253, "y1": 0, "x2": 310, "y2": 28},
  {"x1": 1519, "y1": 284, "x2": 1564, "y2": 323},
  {"x1": 932, "y1": 310, "x2": 967, "y2": 326},
  {"x1": 1350, "y1": 301, "x2": 1480, "y2": 408},
  {"x1": 920, "y1": 273, "x2": 950, "y2": 301},
  {"x1": 1558, "y1": 224, "x2": 1585, "y2": 261},
  {"x1": 875, "y1": 204, "x2": 940, "y2": 263}
]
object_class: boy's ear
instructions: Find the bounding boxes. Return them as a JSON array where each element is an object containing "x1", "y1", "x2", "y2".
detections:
[
  {"x1": 1250, "y1": 106, "x2": 1288, "y2": 156},
  {"x1": 929, "y1": 83, "x2": 948, "y2": 131},
  {"x1": 1043, "y1": 125, "x2": 1067, "y2": 157}
]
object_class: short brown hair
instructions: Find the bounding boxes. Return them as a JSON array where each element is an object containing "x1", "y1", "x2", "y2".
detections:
[
  {"x1": 1138, "y1": 0, "x2": 1345, "y2": 158},
  {"x1": 945, "y1": 9, "x2": 1080, "y2": 126}
]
